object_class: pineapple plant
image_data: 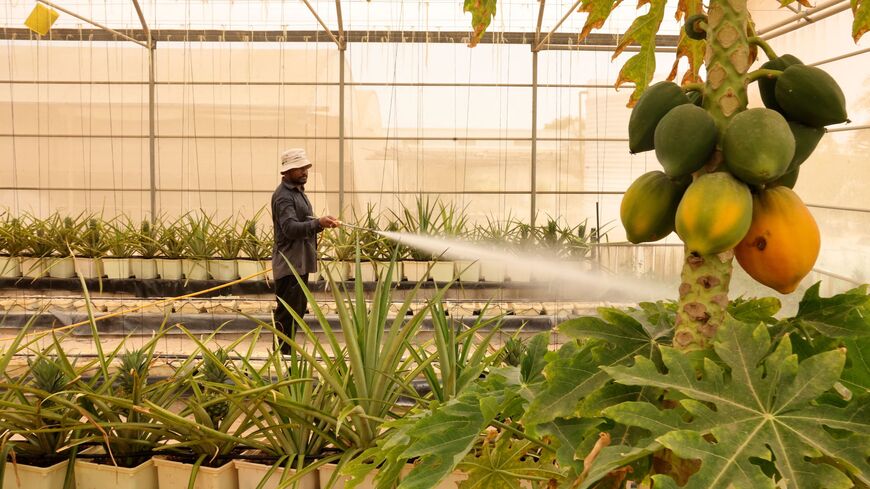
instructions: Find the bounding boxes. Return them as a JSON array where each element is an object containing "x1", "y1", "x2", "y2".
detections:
[{"x1": 198, "y1": 348, "x2": 231, "y2": 424}]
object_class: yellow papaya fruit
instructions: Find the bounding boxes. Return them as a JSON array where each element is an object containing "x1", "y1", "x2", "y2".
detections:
[
  {"x1": 735, "y1": 187, "x2": 820, "y2": 294},
  {"x1": 675, "y1": 172, "x2": 753, "y2": 255},
  {"x1": 621, "y1": 171, "x2": 689, "y2": 243}
]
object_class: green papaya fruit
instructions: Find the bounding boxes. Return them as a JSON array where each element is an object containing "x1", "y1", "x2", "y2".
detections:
[
  {"x1": 654, "y1": 104, "x2": 718, "y2": 178},
  {"x1": 675, "y1": 172, "x2": 753, "y2": 255},
  {"x1": 684, "y1": 14, "x2": 708, "y2": 40},
  {"x1": 759, "y1": 54, "x2": 802, "y2": 114},
  {"x1": 775, "y1": 65, "x2": 848, "y2": 126},
  {"x1": 786, "y1": 121, "x2": 825, "y2": 172},
  {"x1": 769, "y1": 167, "x2": 799, "y2": 189},
  {"x1": 723, "y1": 108, "x2": 795, "y2": 185},
  {"x1": 628, "y1": 82, "x2": 691, "y2": 154},
  {"x1": 686, "y1": 89, "x2": 704, "y2": 107},
  {"x1": 620, "y1": 171, "x2": 690, "y2": 243}
]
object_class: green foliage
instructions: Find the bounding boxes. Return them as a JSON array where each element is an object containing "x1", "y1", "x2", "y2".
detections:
[
  {"x1": 669, "y1": 0, "x2": 706, "y2": 84},
  {"x1": 613, "y1": 0, "x2": 667, "y2": 106},
  {"x1": 603, "y1": 317, "x2": 870, "y2": 488},
  {"x1": 855, "y1": 0, "x2": 870, "y2": 42},
  {"x1": 463, "y1": 0, "x2": 497, "y2": 47}
]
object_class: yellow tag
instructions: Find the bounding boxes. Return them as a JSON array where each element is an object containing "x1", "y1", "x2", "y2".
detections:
[{"x1": 24, "y1": 4, "x2": 59, "y2": 36}]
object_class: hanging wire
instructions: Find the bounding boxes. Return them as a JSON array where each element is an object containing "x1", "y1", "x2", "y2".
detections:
[
  {"x1": 102, "y1": 0, "x2": 120, "y2": 215},
  {"x1": 5, "y1": 30, "x2": 20, "y2": 215}
]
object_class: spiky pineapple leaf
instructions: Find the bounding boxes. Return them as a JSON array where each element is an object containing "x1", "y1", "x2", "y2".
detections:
[
  {"x1": 614, "y1": 0, "x2": 667, "y2": 106},
  {"x1": 668, "y1": 0, "x2": 705, "y2": 85},
  {"x1": 578, "y1": 0, "x2": 625, "y2": 40},
  {"x1": 604, "y1": 317, "x2": 870, "y2": 488},
  {"x1": 464, "y1": 0, "x2": 497, "y2": 48},
  {"x1": 458, "y1": 436, "x2": 563, "y2": 489},
  {"x1": 524, "y1": 307, "x2": 671, "y2": 427},
  {"x1": 855, "y1": 0, "x2": 870, "y2": 41},
  {"x1": 792, "y1": 283, "x2": 870, "y2": 338}
]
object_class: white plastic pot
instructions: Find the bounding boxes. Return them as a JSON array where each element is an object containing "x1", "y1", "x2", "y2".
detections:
[
  {"x1": 455, "y1": 261, "x2": 481, "y2": 283},
  {"x1": 182, "y1": 260, "x2": 209, "y2": 281},
  {"x1": 429, "y1": 261, "x2": 455, "y2": 283},
  {"x1": 376, "y1": 261, "x2": 404, "y2": 283},
  {"x1": 47, "y1": 256, "x2": 76, "y2": 278},
  {"x1": 75, "y1": 257, "x2": 103, "y2": 279},
  {"x1": 2, "y1": 460, "x2": 69, "y2": 489},
  {"x1": 403, "y1": 261, "x2": 429, "y2": 283},
  {"x1": 479, "y1": 261, "x2": 506, "y2": 282},
  {"x1": 209, "y1": 259, "x2": 239, "y2": 281},
  {"x1": 131, "y1": 258, "x2": 159, "y2": 279},
  {"x1": 75, "y1": 458, "x2": 156, "y2": 489},
  {"x1": 157, "y1": 259, "x2": 183, "y2": 280},
  {"x1": 0, "y1": 255, "x2": 21, "y2": 278},
  {"x1": 507, "y1": 267, "x2": 531, "y2": 283},
  {"x1": 153, "y1": 457, "x2": 237, "y2": 489},
  {"x1": 318, "y1": 463, "x2": 465, "y2": 489},
  {"x1": 103, "y1": 258, "x2": 131, "y2": 279},
  {"x1": 233, "y1": 459, "x2": 317, "y2": 489},
  {"x1": 321, "y1": 261, "x2": 350, "y2": 282},
  {"x1": 237, "y1": 260, "x2": 265, "y2": 281},
  {"x1": 19, "y1": 257, "x2": 47, "y2": 278},
  {"x1": 357, "y1": 261, "x2": 377, "y2": 282}
]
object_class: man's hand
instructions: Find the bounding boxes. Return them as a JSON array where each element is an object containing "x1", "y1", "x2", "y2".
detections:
[{"x1": 318, "y1": 216, "x2": 340, "y2": 229}]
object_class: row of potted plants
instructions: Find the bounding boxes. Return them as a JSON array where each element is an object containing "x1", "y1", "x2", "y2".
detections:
[
  {"x1": 0, "y1": 263, "x2": 513, "y2": 489},
  {"x1": 0, "y1": 199, "x2": 604, "y2": 282}
]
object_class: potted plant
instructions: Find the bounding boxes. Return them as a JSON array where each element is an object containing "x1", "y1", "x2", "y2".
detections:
[
  {"x1": 0, "y1": 214, "x2": 25, "y2": 278},
  {"x1": 474, "y1": 216, "x2": 514, "y2": 282},
  {"x1": 103, "y1": 217, "x2": 134, "y2": 279},
  {"x1": 238, "y1": 218, "x2": 270, "y2": 282},
  {"x1": 131, "y1": 220, "x2": 160, "y2": 279},
  {"x1": 19, "y1": 214, "x2": 55, "y2": 279},
  {"x1": 156, "y1": 218, "x2": 185, "y2": 280},
  {"x1": 320, "y1": 227, "x2": 355, "y2": 283},
  {"x1": 394, "y1": 196, "x2": 445, "y2": 282},
  {"x1": 182, "y1": 213, "x2": 217, "y2": 281},
  {"x1": 211, "y1": 217, "x2": 241, "y2": 282},
  {"x1": 75, "y1": 217, "x2": 110, "y2": 279},
  {"x1": 0, "y1": 351, "x2": 84, "y2": 489},
  {"x1": 505, "y1": 218, "x2": 534, "y2": 282}
]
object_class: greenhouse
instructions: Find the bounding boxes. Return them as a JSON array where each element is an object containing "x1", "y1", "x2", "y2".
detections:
[{"x1": 0, "y1": 0, "x2": 868, "y2": 488}]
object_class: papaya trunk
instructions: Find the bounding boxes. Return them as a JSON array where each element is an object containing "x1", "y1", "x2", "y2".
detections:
[{"x1": 674, "y1": 0, "x2": 752, "y2": 351}]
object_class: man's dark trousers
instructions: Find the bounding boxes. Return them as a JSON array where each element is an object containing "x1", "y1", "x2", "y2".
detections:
[{"x1": 274, "y1": 273, "x2": 309, "y2": 354}]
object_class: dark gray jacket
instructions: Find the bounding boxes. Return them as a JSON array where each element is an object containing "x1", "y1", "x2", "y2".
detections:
[{"x1": 271, "y1": 181, "x2": 322, "y2": 279}]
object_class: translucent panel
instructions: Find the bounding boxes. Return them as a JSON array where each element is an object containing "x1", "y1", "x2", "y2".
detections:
[
  {"x1": 155, "y1": 43, "x2": 341, "y2": 84},
  {"x1": 537, "y1": 51, "x2": 682, "y2": 87},
  {"x1": 346, "y1": 43, "x2": 532, "y2": 84},
  {"x1": 3, "y1": 189, "x2": 151, "y2": 221},
  {"x1": 155, "y1": 190, "x2": 339, "y2": 221},
  {"x1": 0, "y1": 43, "x2": 147, "y2": 82},
  {"x1": 348, "y1": 192, "x2": 531, "y2": 225},
  {"x1": 155, "y1": 85, "x2": 340, "y2": 137},
  {"x1": 0, "y1": 136, "x2": 148, "y2": 190},
  {"x1": 345, "y1": 86, "x2": 531, "y2": 136},
  {"x1": 536, "y1": 141, "x2": 655, "y2": 193}
]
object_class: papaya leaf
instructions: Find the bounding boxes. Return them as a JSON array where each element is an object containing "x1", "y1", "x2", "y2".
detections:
[
  {"x1": 535, "y1": 417, "x2": 603, "y2": 475},
  {"x1": 668, "y1": 0, "x2": 705, "y2": 85},
  {"x1": 855, "y1": 0, "x2": 870, "y2": 41},
  {"x1": 613, "y1": 0, "x2": 667, "y2": 106},
  {"x1": 604, "y1": 317, "x2": 870, "y2": 488},
  {"x1": 794, "y1": 283, "x2": 870, "y2": 338},
  {"x1": 525, "y1": 308, "x2": 671, "y2": 428},
  {"x1": 463, "y1": 0, "x2": 497, "y2": 48},
  {"x1": 457, "y1": 436, "x2": 563, "y2": 489},
  {"x1": 578, "y1": 0, "x2": 625, "y2": 40},
  {"x1": 780, "y1": 0, "x2": 814, "y2": 9},
  {"x1": 842, "y1": 337, "x2": 869, "y2": 396},
  {"x1": 727, "y1": 297, "x2": 781, "y2": 324}
]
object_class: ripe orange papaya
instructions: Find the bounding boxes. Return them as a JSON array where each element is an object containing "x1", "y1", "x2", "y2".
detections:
[
  {"x1": 675, "y1": 172, "x2": 753, "y2": 255},
  {"x1": 620, "y1": 171, "x2": 690, "y2": 243},
  {"x1": 735, "y1": 187, "x2": 819, "y2": 293}
]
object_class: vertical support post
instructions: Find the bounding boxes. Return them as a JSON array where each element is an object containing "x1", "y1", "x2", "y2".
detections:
[
  {"x1": 338, "y1": 48, "x2": 346, "y2": 220},
  {"x1": 148, "y1": 43, "x2": 157, "y2": 223},
  {"x1": 530, "y1": 50, "x2": 538, "y2": 227}
]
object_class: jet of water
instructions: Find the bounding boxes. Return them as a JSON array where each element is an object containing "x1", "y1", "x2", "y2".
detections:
[{"x1": 375, "y1": 230, "x2": 674, "y2": 302}]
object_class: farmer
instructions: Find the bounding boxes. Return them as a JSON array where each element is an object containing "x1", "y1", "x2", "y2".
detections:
[{"x1": 271, "y1": 148, "x2": 339, "y2": 353}]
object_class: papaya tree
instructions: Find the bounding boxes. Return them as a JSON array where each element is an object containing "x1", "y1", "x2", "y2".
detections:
[{"x1": 338, "y1": 4, "x2": 869, "y2": 489}]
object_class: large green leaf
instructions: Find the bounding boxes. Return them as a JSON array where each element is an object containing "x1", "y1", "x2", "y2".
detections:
[
  {"x1": 727, "y1": 297, "x2": 781, "y2": 324},
  {"x1": 793, "y1": 283, "x2": 870, "y2": 338},
  {"x1": 855, "y1": 0, "x2": 870, "y2": 41},
  {"x1": 613, "y1": 0, "x2": 667, "y2": 106},
  {"x1": 578, "y1": 0, "x2": 625, "y2": 40},
  {"x1": 524, "y1": 307, "x2": 671, "y2": 427},
  {"x1": 668, "y1": 0, "x2": 705, "y2": 85},
  {"x1": 843, "y1": 337, "x2": 870, "y2": 396},
  {"x1": 604, "y1": 317, "x2": 870, "y2": 488},
  {"x1": 457, "y1": 436, "x2": 562, "y2": 489},
  {"x1": 463, "y1": 0, "x2": 497, "y2": 48}
]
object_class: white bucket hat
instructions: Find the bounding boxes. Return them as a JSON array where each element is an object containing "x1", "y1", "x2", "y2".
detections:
[{"x1": 279, "y1": 148, "x2": 312, "y2": 173}]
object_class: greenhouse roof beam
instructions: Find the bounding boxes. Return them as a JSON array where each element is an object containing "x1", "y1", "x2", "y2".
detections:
[
  {"x1": 760, "y1": 1, "x2": 851, "y2": 40},
  {"x1": 300, "y1": 0, "x2": 342, "y2": 49},
  {"x1": 535, "y1": 0, "x2": 547, "y2": 45},
  {"x1": 34, "y1": 0, "x2": 149, "y2": 49},
  {"x1": 336, "y1": 0, "x2": 346, "y2": 50},
  {"x1": 131, "y1": 0, "x2": 151, "y2": 48},
  {"x1": 756, "y1": 0, "x2": 847, "y2": 36},
  {"x1": 0, "y1": 27, "x2": 678, "y2": 49},
  {"x1": 534, "y1": 0, "x2": 582, "y2": 52}
]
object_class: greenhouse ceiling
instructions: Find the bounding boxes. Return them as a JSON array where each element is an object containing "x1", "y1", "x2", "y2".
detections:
[{"x1": 1, "y1": 0, "x2": 684, "y2": 49}]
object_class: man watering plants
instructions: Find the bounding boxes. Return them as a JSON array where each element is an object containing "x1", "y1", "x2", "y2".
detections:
[{"x1": 272, "y1": 148, "x2": 340, "y2": 354}]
